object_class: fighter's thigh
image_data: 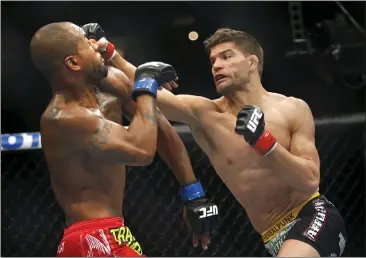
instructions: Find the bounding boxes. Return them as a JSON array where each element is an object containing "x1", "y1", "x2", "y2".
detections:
[
  {"x1": 277, "y1": 239, "x2": 320, "y2": 257},
  {"x1": 281, "y1": 198, "x2": 347, "y2": 257}
]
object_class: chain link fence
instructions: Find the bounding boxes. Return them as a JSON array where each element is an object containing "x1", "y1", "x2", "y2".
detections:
[{"x1": 1, "y1": 119, "x2": 365, "y2": 257}]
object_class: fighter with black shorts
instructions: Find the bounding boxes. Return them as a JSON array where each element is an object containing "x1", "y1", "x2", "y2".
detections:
[{"x1": 89, "y1": 24, "x2": 347, "y2": 257}]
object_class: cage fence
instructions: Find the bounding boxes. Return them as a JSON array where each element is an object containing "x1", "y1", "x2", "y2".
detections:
[{"x1": 1, "y1": 114, "x2": 365, "y2": 257}]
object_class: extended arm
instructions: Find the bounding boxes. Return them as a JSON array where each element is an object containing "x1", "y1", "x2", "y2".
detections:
[
  {"x1": 108, "y1": 51, "x2": 203, "y2": 124},
  {"x1": 81, "y1": 24, "x2": 219, "y2": 242},
  {"x1": 105, "y1": 57, "x2": 219, "y2": 246},
  {"x1": 117, "y1": 77, "x2": 219, "y2": 249}
]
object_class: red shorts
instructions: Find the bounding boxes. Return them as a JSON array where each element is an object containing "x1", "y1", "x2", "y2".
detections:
[{"x1": 57, "y1": 217, "x2": 144, "y2": 257}]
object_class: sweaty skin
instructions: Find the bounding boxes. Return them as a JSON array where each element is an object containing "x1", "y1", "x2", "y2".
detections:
[
  {"x1": 41, "y1": 87, "x2": 129, "y2": 224},
  {"x1": 41, "y1": 65, "x2": 197, "y2": 226},
  {"x1": 160, "y1": 93, "x2": 316, "y2": 233},
  {"x1": 33, "y1": 22, "x2": 200, "y2": 256},
  {"x1": 101, "y1": 52, "x2": 211, "y2": 249},
  {"x1": 109, "y1": 42, "x2": 320, "y2": 234}
]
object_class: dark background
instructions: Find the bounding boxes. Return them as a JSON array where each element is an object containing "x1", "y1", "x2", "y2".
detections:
[
  {"x1": 2, "y1": 1, "x2": 365, "y2": 132},
  {"x1": 1, "y1": 1, "x2": 365, "y2": 257}
]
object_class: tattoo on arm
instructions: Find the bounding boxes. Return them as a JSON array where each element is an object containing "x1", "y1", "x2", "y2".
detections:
[
  {"x1": 88, "y1": 120, "x2": 139, "y2": 163},
  {"x1": 143, "y1": 109, "x2": 158, "y2": 125},
  {"x1": 89, "y1": 121, "x2": 113, "y2": 156}
]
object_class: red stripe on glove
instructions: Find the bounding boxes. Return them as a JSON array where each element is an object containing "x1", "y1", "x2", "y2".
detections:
[
  {"x1": 102, "y1": 41, "x2": 116, "y2": 61},
  {"x1": 253, "y1": 129, "x2": 277, "y2": 156}
]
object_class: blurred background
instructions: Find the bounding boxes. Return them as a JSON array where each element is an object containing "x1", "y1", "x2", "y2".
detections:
[{"x1": 2, "y1": 1, "x2": 365, "y2": 257}]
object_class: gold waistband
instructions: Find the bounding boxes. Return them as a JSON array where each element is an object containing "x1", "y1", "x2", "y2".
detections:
[{"x1": 261, "y1": 192, "x2": 320, "y2": 243}]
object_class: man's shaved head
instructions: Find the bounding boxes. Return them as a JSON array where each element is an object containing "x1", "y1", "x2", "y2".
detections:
[
  {"x1": 31, "y1": 22, "x2": 108, "y2": 84},
  {"x1": 30, "y1": 22, "x2": 84, "y2": 75}
]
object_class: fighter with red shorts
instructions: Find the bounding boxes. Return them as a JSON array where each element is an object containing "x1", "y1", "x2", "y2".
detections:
[{"x1": 30, "y1": 22, "x2": 218, "y2": 257}]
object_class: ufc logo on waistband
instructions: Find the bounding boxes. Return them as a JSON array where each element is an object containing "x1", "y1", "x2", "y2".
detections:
[
  {"x1": 247, "y1": 109, "x2": 263, "y2": 133},
  {"x1": 199, "y1": 205, "x2": 218, "y2": 219}
]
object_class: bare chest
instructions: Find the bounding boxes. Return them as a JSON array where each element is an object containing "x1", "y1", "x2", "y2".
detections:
[
  {"x1": 191, "y1": 106, "x2": 294, "y2": 218},
  {"x1": 192, "y1": 107, "x2": 291, "y2": 172}
]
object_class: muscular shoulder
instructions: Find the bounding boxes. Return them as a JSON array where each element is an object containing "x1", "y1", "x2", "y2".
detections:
[
  {"x1": 282, "y1": 96, "x2": 314, "y2": 131},
  {"x1": 268, "y1": 92, "x2": 311, "y2": 114},
  {"x1": 42, "y1": 105, "x2": 99, "y2": 135},
  {"x1": 284, "y1": 96, "x2": 312, "y2": 116}
]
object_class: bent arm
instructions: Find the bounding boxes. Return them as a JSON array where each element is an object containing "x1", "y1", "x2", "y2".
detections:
[
  {"x1": 267, "y1": 99, "x2": 320, "y2": 195},
  {"x1": 122, "y1": 92, "x2": 197, "y2": 185},
  {"x1": 63, "y1": 97, "x2": 158, "y2": 166},
  {"x1": 102, "y1": 65, "x2": 197, "y2": 184},
  {"x1": 126, "y1": 94, "x2": 158, "y2": 165}
]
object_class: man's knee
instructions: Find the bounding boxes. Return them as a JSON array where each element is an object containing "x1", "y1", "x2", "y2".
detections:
[{"x1": 277, "y1": 239, "x2": 320, "y2": 257}]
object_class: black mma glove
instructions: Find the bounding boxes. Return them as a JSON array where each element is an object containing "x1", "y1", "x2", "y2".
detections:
[
  {"x1": 180, "y1": 181, "x2": 219, "y2": 238},
  {"x1": 235, "y1": 105, "x2": 277, "y2": 156},
  {"x1": 132, "y1": 62, "x2": 177, "y2": 100},
  {"x1": 81, "y1": 23, "x2": 105, "y2": 40},
  {"x1": 81, "y1": 23, "x2": 116, "y2": 61}
]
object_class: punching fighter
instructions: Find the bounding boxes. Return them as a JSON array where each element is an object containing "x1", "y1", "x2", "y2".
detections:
[
  {"x1": 87, "y1": 24, "x2": 347, "y2": 257},
  {"x1": 30, "y1": 22, "x2": 218, "y2": 257}
]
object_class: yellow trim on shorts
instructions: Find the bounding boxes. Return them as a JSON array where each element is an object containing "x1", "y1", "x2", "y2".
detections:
[{"x1": 261, "y1": 192, "x2": 320, "y2": 243}]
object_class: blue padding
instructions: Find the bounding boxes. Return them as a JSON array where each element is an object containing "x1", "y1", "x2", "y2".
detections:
[
  {"x1": 132, "y1": 77, "x2": 158, "y2": 97},
  {"x1": 179, "y1": 181, "x2": 205, "y2": 202}
]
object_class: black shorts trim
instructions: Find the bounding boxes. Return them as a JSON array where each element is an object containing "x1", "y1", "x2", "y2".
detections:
[{"x1": 285, "y1": 195, "x2": 347, "y2": 256}]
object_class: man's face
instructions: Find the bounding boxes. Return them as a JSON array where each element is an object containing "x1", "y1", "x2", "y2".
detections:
[
  {"x1": 77, "y1": 34, "x2": 108, "y2": 82},
  {"x1": 63, "y1": 24, "x2": 108, "y2": 82},
  {"x1": 209, "y1": 42, "x2": 252, "y2": 95}
]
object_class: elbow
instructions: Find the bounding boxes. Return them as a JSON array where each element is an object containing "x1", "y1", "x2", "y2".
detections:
[
  {"x1": 136, "y1": 149, "x2": 156, "y2": 166},
  {"x1": 304, "y1": 178, "x2": 319, "y2": 195},
  {"x1": 141, "y1": 153, "x2": 155, "y2": 166},
  {"x1": 137, "y1": 139, "x2": 158, "y2": 165},
  {"x1": 303, "y1": 166, "x2": 320, "y2": 195},
  {"x1": 128, "y1": 133, "x2": 157, "y2": 166}
]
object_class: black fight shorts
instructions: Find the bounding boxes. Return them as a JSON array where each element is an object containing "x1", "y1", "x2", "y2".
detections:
[{"x1": 261, "y1": 193, "x2": 347, "y2": 257}]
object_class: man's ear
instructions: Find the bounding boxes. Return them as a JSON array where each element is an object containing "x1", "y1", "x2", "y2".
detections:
[
  {"x1": 64, "y1": 56, "x2": 81, "y2": 71},
  {"x1": 248, "y1": 55, "x2": 259, "y2": 72}
]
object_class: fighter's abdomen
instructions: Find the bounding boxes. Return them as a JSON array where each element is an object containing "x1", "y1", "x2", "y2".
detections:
[
  {"x1": 190, "y1": 105, "x2": 299, "y2": 233},
  {"x1": 48, "y1": 156, "x2": 127, "y2": 225}
]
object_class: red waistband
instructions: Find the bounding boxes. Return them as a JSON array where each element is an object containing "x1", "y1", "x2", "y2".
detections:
[{"x1": 64, "y1": 217, "x2": 124, "y2": 237}]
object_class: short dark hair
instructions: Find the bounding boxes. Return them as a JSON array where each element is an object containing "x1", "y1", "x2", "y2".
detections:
[
  {"x1": 30, "y1": 22, "x2": 82, "y2": 76},
  {"x1": 204, "y1": 28, "x2": 264, "y2": 76}
]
